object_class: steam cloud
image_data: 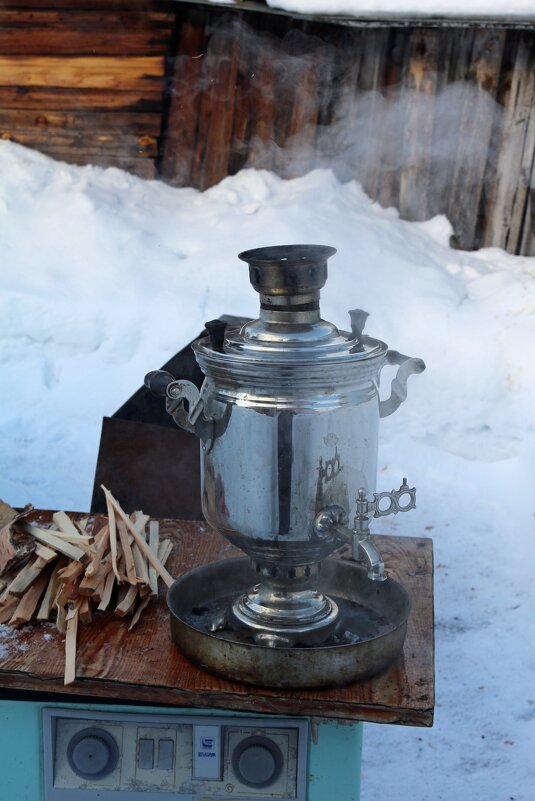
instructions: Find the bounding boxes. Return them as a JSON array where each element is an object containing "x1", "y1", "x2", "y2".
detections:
[{"x1": 168, "y1": 16, "x2": 532, "y2": 251}]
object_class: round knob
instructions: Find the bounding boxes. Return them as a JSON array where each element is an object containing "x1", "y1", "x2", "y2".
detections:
[
  {"x1": 232, "y1": 735, "x2": 283, "y2": 788},
  {"x1": 67, "y1": 727, "x2": 119, "y2": 780}
]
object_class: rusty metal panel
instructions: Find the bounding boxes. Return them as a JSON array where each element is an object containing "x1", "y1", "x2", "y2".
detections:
[{"x1": 91, "y1": 317, "x2": 246, "y2": 519}]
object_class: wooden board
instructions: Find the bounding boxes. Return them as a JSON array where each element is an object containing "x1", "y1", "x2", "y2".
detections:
[
  {"x1": 0, "y1": 56, "x2": 164, "y2": 89},
  {"x1": 0, "y1": 512, "x2": 434, "y2": 727},
  {"x1": 0, "y1": 10, "x2": 174, "y2": 56},
  {"x1": 0, "y1": 1, "x2": 174, "y2": 178},
  {"x1": 0, "y1": 86, "x2": 163, "y2": 111}
]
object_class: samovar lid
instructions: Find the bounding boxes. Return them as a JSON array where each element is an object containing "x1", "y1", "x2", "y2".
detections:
[{"x1": 215, "y1": 245, "x2": 385, "y2": 363}]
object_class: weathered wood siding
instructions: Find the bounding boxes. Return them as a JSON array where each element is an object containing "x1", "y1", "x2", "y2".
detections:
[
  {"x1": 0, "y1": 0, "x2": 533, "y2": 254},
  {"x1": 160, "y1": 8, "x2": 535, "y2": 254},
  {"x1": 0, "y1": 0, "x2": 175, "y2": 178}
]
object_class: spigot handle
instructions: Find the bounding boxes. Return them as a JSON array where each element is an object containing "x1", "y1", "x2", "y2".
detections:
[
  {"x1": 354, "y1": 479, "x2": 417, "y2": 536},
  {"x1": 372, "y1": 478, "x2": 416, "y2": 518}
]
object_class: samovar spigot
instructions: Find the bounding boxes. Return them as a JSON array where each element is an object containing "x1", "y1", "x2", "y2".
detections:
[{"x1": 314, "y1": 479, "x2": 417, "y2": 582}]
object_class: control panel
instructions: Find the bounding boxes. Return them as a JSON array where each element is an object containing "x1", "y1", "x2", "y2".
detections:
[{"x1": 43, "y1": 708, "x2": 308, "y2": 801}]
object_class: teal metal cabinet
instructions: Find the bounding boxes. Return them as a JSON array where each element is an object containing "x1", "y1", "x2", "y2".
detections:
[{"x1": 0, "y1": 700, "x2": 362, "y2": 801}]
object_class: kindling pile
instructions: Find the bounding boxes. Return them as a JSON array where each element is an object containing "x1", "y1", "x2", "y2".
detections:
[{"x1": 0, "y1": 488, "x2": 174, "y2": 685}]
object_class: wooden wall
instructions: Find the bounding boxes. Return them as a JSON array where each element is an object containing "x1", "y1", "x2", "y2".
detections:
[
  {"x1": 160, "y1": 9, "x2": 535, "y2": 255},
  {"x1": 0, "y1": 0, "x2": 175, "y2": 178},
  {"x1": 0, "y1": 0, "x2": 533, "y2": 254}
]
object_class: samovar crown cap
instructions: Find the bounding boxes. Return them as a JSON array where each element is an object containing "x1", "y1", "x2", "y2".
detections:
[{"x1": 238, "y1": 244, "x2": 336, "y2": 301}]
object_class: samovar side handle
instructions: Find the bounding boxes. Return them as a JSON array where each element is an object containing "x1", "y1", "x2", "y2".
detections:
[
  {"x1": 379, "y1": 350, "x2": 426, "y2": 418},
  {"x1": 144, "y1": 370, "x2": 215, "y2": 450}
]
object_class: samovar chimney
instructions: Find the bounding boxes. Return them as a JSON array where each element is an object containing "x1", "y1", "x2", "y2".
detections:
[{"x1": 239, "y1": 244, "x2": 335, "y2": 322}]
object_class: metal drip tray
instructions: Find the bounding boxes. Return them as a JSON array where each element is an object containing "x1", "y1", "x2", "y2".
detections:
[{"x1": 168, "y1": 557, "x2": 411, "y2": 688}]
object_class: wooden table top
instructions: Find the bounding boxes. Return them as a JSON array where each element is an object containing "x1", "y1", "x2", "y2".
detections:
[{"x1": 0, "y1": 513, "x2": 434, "y2": 726}]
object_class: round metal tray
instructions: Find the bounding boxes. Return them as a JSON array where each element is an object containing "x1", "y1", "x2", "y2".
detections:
[{"x1": 168, "y1": 557, "x2": 410, "y2": 689}]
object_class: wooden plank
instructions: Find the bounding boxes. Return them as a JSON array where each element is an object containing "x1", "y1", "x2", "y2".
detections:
[
  {"x1": 398, "y1": 29, "x2": 440, "y2": 221},
  {"x1": 483, "y1": 31, "x2": 535, "y2": 253},
  {"x1": 24, "y1": 524, "x2": 87, "y2": 564},
  {"x1": 0, "y1": 513, "x2": 434, "y2": 726},
  {"x1": 3, "y1": 555, "x2": 49, "y2": 598},
  {"x1": 36, "y1": 531, "x2": 92, "y2": 548},
  {"x1": 191, "y1": 20, "x2": 241, "y2": 190},
  {"x1": 375, "y1": 28, "x2": 411, "y2": 211},
  {"x1": 79, "y1": 595, "x2": 92, "y2": 625},
  {"x1": 84, "y1": 524, "x2": 110, "y2": 577},
  {"x1": 55, "y1": 580, "x2": 79, "y2": 635},
  {"x1": 131, "y1": 513, "x2": 150, "y2": 586},
  {"x1": 90, "y1": 576, "x2": 106, "y2": 604},
  {"x1": 277, "y1": 33, "x2": 323, "y2": 179},
  {"x1": 0, "y1": 56, "x2": 165, "y2": 90},
  {"x1": 115, "y1": 584, "x2": 138, "y2": 617},
  {"x1": 79, "y1": 552, "x2": 113, "y2": 595},
  {"x1": 159, "y1": 8, "x2": 207, "y2": 186},
  {"x1": 520, "y1": 174, "x2": 534, "y2": 256},
  {"x1": 97, "y1": 570, "x2": 116, "y2": 612},
  {"x1": 0, "y1": 596, "x2": 19, "y2": 624},
  {"x1": 0, "y1": 11, "x2": 173, "y2": 56},
  {"x1": 0, "y1": 108, "x2": 161, "y2": 134},
  {"x1": 64, "y1": 604, "x2": 79, "y2": 685},
  {"x1": 1, "y1": 0, "x2": 175, "y2": 8},
  {"x1": 0, "y1": 9, "x2": 173, "y2": 24},
  {"x1": 36, "y1": 150, "x2": 158, "y2": 180},
  {"x1": 103, "y1": 488, "x2": 122, "y2": 584},
  {"x1": 421, "y1": 28, "x2": 475, "y2": 222},
  {"x1": 106, "y1": 497, "x2": 174, "y2": 588},
  {"x1": 57, "y1": 560, "x2": 85, "y2": 584},
  {"x1": 446, "y1": 29, "x2": 507, "y2": 249},
  {"x1": 0, "y1": 568, "x2": 18, "y2": 597},
  {"x1": 352, "y1": 28, "x2": 390, "y2": 201},
  {"x1": 245, "y1": 47, "x2": 276, "y2": 172},
  {"x1": 116, "y1": 519, "x2": 138, "y2": 586},
  {"x1": 227, "y1": 51, "x2": 251, "y2": 177},
  {"x1": 148, "y1": 520, "x2": 159, "y2": 596},
  {"x1": 37, "y1": 556, "x2": 68, "y2": 621},
  {"x1": 128, "y1": 596, "x2": 151, "y2": 630},
  {"x1": 52, "y1": 511, "x2": 84, "y2": 539},
  {"x1": 34, "y1": 544, "x2": 59, "y2": 564},
  {"x1": 0, "y1": 86, "x2": 162, "y2": 111},
  {"x1": 1, "y1": 129, "x2": 158, "y2": 155},
  {"x1": 9, "y1": 569, "x2": 51, "y2": 625}
]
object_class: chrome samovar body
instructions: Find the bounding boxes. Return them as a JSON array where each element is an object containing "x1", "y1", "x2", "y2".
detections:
[{"x1": 146, "y1": 245, "x2": 424, "y2": 647}]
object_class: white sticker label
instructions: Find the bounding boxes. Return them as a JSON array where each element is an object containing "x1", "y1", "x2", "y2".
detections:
[{"x1": 193, "y1": 725, "x2": 221, "y2": 780}]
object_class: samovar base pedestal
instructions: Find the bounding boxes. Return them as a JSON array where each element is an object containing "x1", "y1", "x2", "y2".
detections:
[
  {"x1": 167, "y1": 557, "x2": 411, "y2": 689},
  {"x1": 230, "y1": 585, "x2": 340, "y2": 648}
]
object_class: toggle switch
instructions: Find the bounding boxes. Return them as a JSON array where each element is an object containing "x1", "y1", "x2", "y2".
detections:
[
  {"x1": 138, "y1": 738, "x2": 154, "y2": 770},
  {"x1": 158, "y1": 739, "x2": 174, "y2": 771}
]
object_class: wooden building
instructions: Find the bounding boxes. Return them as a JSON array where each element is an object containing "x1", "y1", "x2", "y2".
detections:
[{"x1": 0, "y1": 0, "x2": 533, "y2": 254}]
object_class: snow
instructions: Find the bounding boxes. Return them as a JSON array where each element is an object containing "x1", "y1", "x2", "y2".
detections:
[
  {"x1": 0, "y1": 140, "x2": 534, "y2": 799},
  {"x1": 206, "y1": 0, "x2": 535, "y2": 20},
  {"x1": 264, "y1": 0, "x2": 535, "y2": 20}
]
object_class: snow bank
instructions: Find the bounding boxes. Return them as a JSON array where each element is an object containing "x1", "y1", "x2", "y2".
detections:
[{"x1": 0, "y1": 141, "x2": 533, "y2": 800}]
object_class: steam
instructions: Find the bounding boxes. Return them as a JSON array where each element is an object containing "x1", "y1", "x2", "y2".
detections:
[{"x1": 168, "y1": 17, "x2": 526, "y2": 248}]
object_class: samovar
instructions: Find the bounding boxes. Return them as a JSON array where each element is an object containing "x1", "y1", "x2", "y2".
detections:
[{"x1": 146, "y1": 245, "x2": 425, "y2": 685}]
